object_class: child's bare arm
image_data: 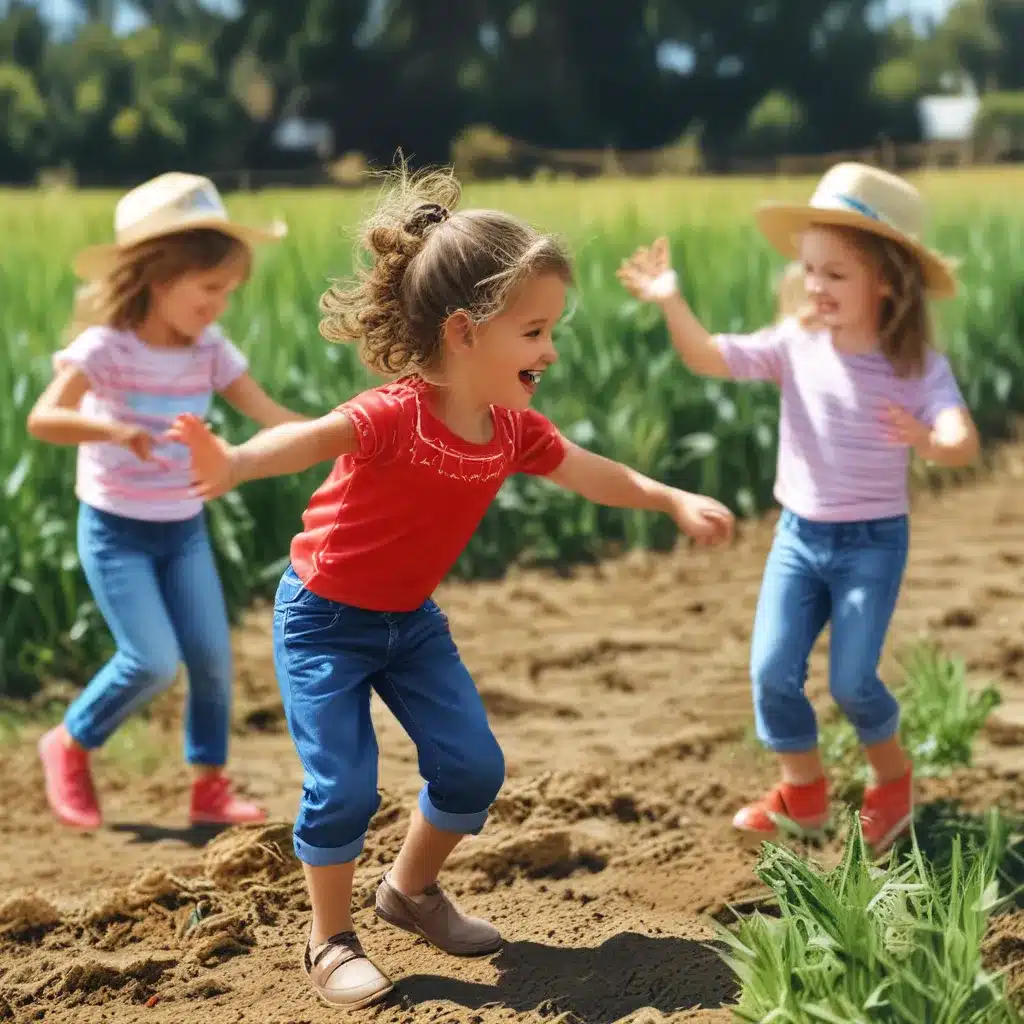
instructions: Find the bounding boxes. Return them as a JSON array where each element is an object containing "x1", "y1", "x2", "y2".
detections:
[
  {"x1": 925, "y1": 406, "x2": 980, "y2": 466},
  {"x1": 219, "y1": 372, "x2": 310, "y2": 428},
  {"x1": 27, "y1": 366, "x2": 154, "y2": 459},
  {"x1": 883, "y1": 404, "x2": 980, "y2": 468},
  {"x1": 169, "y1": 411, "x2": 357, "y2": 499},
  {"x1": 546, "y1": 443, "x2": 734, "y2": 547},
  {"x1": 617, "y1": 237, "x2": 731, "y2": 378}
]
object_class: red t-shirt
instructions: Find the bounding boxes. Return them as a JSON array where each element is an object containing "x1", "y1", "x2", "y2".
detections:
[{"x1": 290, "y1": 377, "x2": 567, "y2": 611}]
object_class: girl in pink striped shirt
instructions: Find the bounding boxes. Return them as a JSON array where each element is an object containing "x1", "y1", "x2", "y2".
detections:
[
  {"x1": 619, "y1": 163, "x2": 980, "y2": 855},
  {"x1": 27, "y1": 173, "x2": 305, "y2": 832}
]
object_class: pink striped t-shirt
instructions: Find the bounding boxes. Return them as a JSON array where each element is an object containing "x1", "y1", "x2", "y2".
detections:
[
  {"x1": 714, "y1": 318, "x2": 966, "y2": 522},
  {"x1": 55, "y1": 325, "x2": 249, "y2": 522}
]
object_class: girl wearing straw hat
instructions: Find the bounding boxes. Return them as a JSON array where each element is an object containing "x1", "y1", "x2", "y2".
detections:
[
  {"x1": 619, "y1": 162, "x2": 980, "y2": 855},
  {"x1": 28, "y1": 173, "x2": 302, "y2": 831}
]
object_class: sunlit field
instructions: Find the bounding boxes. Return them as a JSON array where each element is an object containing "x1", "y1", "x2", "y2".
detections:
[{"x1": 3, "y1": 167, "x2": 1024, "y2": 691}]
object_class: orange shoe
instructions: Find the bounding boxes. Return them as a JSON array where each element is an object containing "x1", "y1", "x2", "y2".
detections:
[
  {"x1": 732, "y1": 778, "x2": 830, "y2": 841},
  {"x1": 860, "y1": 771, "x2": 913, "y2": 855},
  {"x1": 189, "y1": 773, "x2": 267, "y2": 826}
]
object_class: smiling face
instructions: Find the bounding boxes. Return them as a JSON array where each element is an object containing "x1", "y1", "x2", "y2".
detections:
[
  {"x1": 446, "y1": 272, "x2": 566, "y2": 412},
  {"x1": 799, "y1": 227, "x2": 888, "y2": 336},
  {"x1": 150, "y1": 263, "x2": 245, "y2": 341},
  {"x1": 101, "y1": 229, "x2": 252, "y2": 346}
]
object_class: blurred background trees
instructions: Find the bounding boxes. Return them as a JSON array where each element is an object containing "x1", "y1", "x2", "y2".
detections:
[{"x1": 2, "y1": 0, "x2": 1024, "y2": 183}]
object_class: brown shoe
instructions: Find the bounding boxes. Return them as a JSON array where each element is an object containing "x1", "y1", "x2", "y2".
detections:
[
  {"x1": 374, "y1": 874, "x2": 503, "y2": 957},
  {"x1": 303, "y1": 930, "x2": 393, "y2": 1009}
]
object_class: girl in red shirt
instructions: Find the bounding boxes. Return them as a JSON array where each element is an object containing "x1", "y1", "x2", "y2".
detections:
[{"x1": 170, "y1": 166, "x2": 734, "y2": 1009}]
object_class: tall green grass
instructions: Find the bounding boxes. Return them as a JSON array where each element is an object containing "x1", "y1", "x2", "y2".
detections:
[
  {"x1": 3, "y1": 171, "x2": 1024, "y2": 694},
  {"x1": 716, "y1": 812, "x2": 1023, "y2": 1022}
]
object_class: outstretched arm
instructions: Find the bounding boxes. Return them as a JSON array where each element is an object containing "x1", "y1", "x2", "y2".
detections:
[
  {"x1": 168, "y1": 411, "x2": 357, "y2": 499},
  {"x1": 617, "y1": 237, "x2": 731, "y2": 379},
  {"x1": 546, "y1": 443, "x2": 734, "y2": 547},
  {"x1": 219, "y1": 372, "x2": 311, "y2": 428}
]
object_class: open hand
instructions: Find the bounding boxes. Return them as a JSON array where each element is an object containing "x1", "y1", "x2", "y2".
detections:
[
  {"x1": 617, "y1": 237, "x2": 680, "y2": 304},
  {"x1": 881, "y1": 403, "x2": 931, "y2": 453},
  {"x1": 166, "y1": 413, "x2": 238, "y2": 499},
  {"x1": 665, "y1": 490, "x2": 735, "y2": 547}
]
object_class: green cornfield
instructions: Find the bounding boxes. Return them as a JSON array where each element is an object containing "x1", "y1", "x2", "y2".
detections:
[{"x1": 3, "y1": 169, "x2": 1024, "y2": 694}]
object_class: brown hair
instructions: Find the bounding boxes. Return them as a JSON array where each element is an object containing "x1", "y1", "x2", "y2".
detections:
[
  {"x1": 319, "y1": 165, "x2": 574, "y2": 377},
  {"x1": 68, "y1": 229, "x2": 251, "y2": 339},
  {"x1": 774, "y1": 260, "x2": 808, "y2": 323},
  {"x1": 778, "y1": 225, "x2": 934, "y2": 378}
]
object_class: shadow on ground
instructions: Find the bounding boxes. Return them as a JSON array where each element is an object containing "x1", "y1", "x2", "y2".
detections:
[
  {"x1": 895, "y1": 799, "x2": 1024, "y2": 905},
  {"x1": 108, "y1": 821, "x2": 230, "y2": 847},
  {"x1": 395, "y1": 931, "x2": 736, "y2": 1023}
]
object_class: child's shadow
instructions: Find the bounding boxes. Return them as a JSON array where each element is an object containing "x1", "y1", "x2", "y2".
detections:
[
  {"x1": 396, "y1": 931, "x2": 736, "y2": 1023},
  {"x1": 108, "y1": 822, "x2": 230, "y2": 848}
]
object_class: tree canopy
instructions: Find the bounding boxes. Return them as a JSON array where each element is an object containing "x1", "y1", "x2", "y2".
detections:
[{"x1": 1, "y1": 0, "x2": 1022, "y2": 183}]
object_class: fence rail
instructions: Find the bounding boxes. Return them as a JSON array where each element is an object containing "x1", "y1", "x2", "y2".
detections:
[
  {"x1": 25, "y1": 137, "x2": 1014, "y2": 195},
  {"x1": 203, "y1": 138, "x2": 997, "y2": 194}
]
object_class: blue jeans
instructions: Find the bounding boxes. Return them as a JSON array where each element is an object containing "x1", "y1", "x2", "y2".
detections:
[
  {"x1": 272, "y1": 565, "x2": 505, "y2": 867},
  {"x1": 65, "y1": 504, "x2": 233, "y2": 765},
  {"x1": 750, "y1": 509, "x2": 908, "y2": 753}
]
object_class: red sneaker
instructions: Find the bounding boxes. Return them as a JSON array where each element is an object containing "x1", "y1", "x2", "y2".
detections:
[
  {"x1": 860, "y1": 771, "x2": 913, "y2": 855},
  {"x1": 38, "y1": 725, "x2": 102, "y2": 829},
  {"x1": 189, "y1": 773, "x2": 267, "y2": 826},
  {"x1": 732, "y1": 778, "x2": 830, "y2": 840}
]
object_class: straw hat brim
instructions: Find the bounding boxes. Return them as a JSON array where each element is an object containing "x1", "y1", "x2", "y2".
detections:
[
  {"x1": 754, "y1": 202, "x2": 958, "y2": 300},
  {"x1": 72, "y1": 216, "x2": 287, "y2": 280}
]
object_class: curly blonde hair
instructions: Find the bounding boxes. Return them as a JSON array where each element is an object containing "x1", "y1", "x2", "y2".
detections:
[
  {"x1": 319, "y1": 165, "x2": 573, "y2": 377},
  {"x1": 68, "y1": 229, "x2": 251, "y2": 339},
  {"x1": 777, "y1": 226, "x2": 935, "y2": 378}
]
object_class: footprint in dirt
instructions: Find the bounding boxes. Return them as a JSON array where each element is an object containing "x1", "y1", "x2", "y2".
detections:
[{"x1": 394, "y1": 931, "x2": 736, "y2": 1022}]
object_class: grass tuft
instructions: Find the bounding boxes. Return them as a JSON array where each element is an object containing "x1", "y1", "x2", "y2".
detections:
[{"x1": 715, "y1": 810, "x2": 1023, "y2": 1023}]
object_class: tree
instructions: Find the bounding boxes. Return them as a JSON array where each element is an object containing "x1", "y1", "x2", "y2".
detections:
[
  {"x1": 476, "y1": 1, "x2": 687, "y2": 151},
  {"x1": 655, "y1": 0, "x2": 886, "y2": 162},
  {"x1": 0, "y1": 2, "x2": 51, "y2": 179},
  {"x1": 743, "y1": 90, "x2": 806, "y2": 156},
  {"x1": 43, "y1": 21, "x2": 250, "y2": 183}
]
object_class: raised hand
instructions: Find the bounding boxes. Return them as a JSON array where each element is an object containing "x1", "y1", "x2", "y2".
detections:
[{"x1": 617, "y1": 236, "x2": 679, "y2": 304}]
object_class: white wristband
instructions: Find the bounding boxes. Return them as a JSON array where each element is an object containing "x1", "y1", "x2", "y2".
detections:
[{"x1": 644, "y1": 269, "x2": 679, "y2": 302}]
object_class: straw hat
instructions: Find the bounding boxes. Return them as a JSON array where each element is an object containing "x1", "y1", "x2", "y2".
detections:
[
  {"x1": 73, "y1": 172, "x2": 287, "y2": 280},
  {"x1": 754, "y1": 163, "x2": 957, "y2": 299}
]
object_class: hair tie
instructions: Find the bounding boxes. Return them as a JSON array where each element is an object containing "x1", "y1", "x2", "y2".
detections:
[{"x1": 409, "y1": 203, "x2": 450, "y2": 233}]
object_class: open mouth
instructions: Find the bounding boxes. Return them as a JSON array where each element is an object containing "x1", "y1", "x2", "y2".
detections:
[{"x1": 518, "y1": 369, "x2": 542, "y2": 393}]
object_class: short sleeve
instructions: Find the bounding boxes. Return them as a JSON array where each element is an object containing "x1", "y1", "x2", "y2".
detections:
[
  {"x1": 53, "y1": 326, "x2": 113, "y2": 386},
  {"x1": 208, "y1": 327, "x2": 250, "y2": 391},
  {"x1": 514, "y1": 409, "x2": 567, "y2": 477},
  {"x1": 712, "y1": 319, "x2": 793, "y2": 383},
  {"x1": 917, "y1": 351, "x2": 966, "y2": 427},
  {"x1": 336, "y1": 387, "x2": 403, "y2": 462}
]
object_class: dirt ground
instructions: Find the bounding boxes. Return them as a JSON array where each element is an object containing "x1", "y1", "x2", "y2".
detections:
[{"x1": 2, "y1": 456, "x2": 1024, "y2": 1024}]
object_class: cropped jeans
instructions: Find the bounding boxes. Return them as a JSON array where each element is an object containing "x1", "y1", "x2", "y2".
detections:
[
  {"x1": 272, "y1": 565, "x2": 505, "y2": 866},
  {"x1": 749, "y1": 508, "x2": 908, "y2": 753}
]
